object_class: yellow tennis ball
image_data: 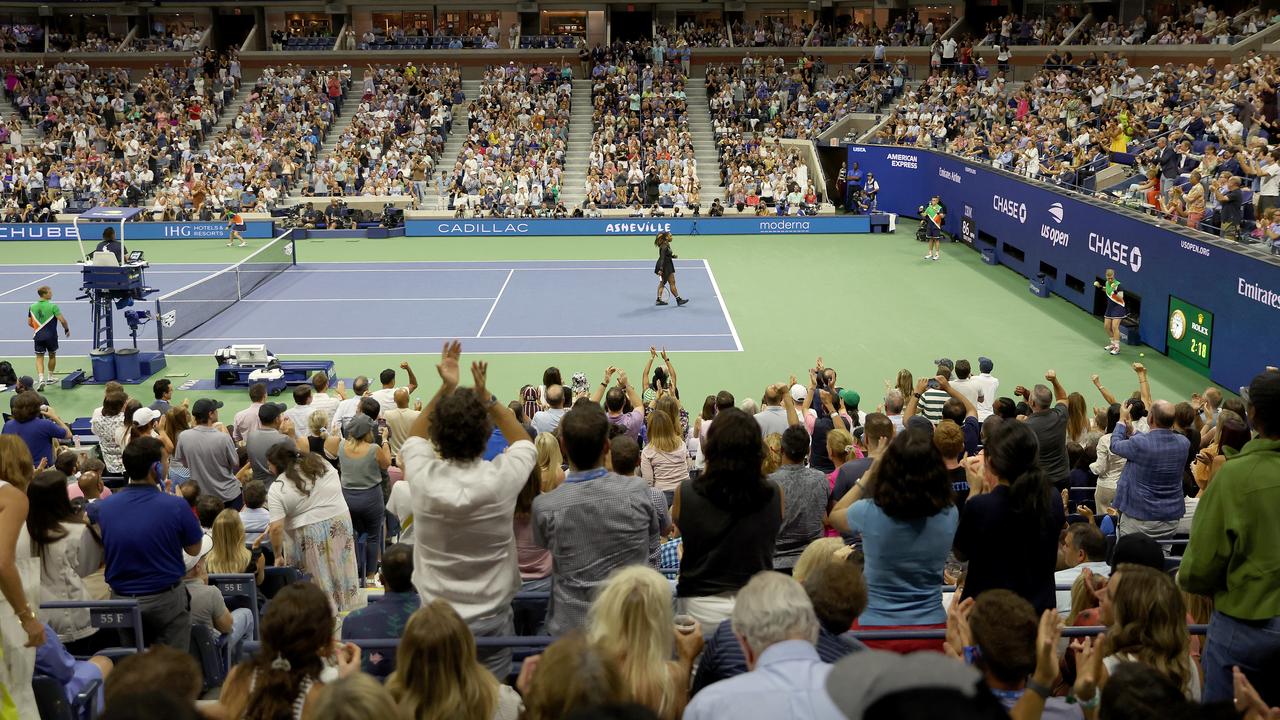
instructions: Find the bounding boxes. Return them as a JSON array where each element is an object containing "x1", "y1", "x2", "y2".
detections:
[{"x1": 1139, "y1": 352, "x2": 1145, "y2": 357}]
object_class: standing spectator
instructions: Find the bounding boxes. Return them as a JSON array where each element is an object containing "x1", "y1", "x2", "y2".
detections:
[
  {"x1": 535, "y1": 402, "x2": 660, "y2": 635},
  {"x1": 954, "y1": 420, "x2": 1064, "y2": 612},
  {"x1": 324, "y1": 415, "x2": 389, "y2": 585},
  {"x1": 828, "y1": 428, "x2": 957, "y2": 652},
  {"x1": 682, "y1": 571, "x2": 844, "y2": 720},
  {"x1": 400, "y1": 342, "x2": 535, "y2": 678},
  {"x1": 282, "y1": 385, "x2": 314, "y2": 441},
  {"x1": 238, "y1": 480, "x2": 270, "y2": 547},
  {"x1": 769, "y1": 426, "x2": 829, "y2": 572},
  {"x1": 586, "y1": 566, "x2": 703, "y2": 719},
  {"x1": 0, "y1": 436, "x2": 44, "y2": 718},
  {"x1": 329, "y1": 376, "x2": 370, "y2": 435},
  {"x1": 1111, "y1": 399, "x2": 1190, "y2": 543},
  {"x1": 754, "y1": 382, "x2": 800, "y2": 438},
  {"x1": 2, "y1": 392, "x2": 71, "y2": 468},
  {"x1": 206, "y1": 509, "x2": 266, "y2": 584},
  {"x1": 1089, "y1": 403, "x2": 1127, "y2": 515},
  {"x1": 370, "y1": 362, "x2": 418, "y2": 414},
  {"x1": 592, "y1": 367, "x2": 644, "y2": 441},
  {"x1": 91, "y1": 390, "x2": 129, "y2": 476},
  {"x1": 176, "y1": 399, "x2": 244, "y2": 508},
  {"x1": 531, "y1": 385, "x2": 568, "y2": 434},
  {"x1": 675, "y1": 408, "x2": 782, "y2": 628},
  {"x1": 150, "y1": 379, "x2": 173, "y2": 415},
  {"x1": 1179, "y1": 368, "x2": 1280, "y2": 705},
  {"x1": 231, "y1": 384, "x2": 267, "y2": 444},
  {"x1": 972, "y1": 356, "x2": 1001, "y2": 421},
  {"x1": 94, "y1": 437, "x2": 203, "y2": 650},
  {"x1": 1017, "y1": 370, "x2": 1072, "y2": 489},
  {"x1": 265, "y1": 445, "x2": 362, "y2": 613},
  {"x1": 244, "y1": 403, "x2": 295, "y2": 488},
  {"x1": 386, "y1": 600, "x2": 523, "y2": 719},
  {"x1": 382, "y1": 389, "x2": 420, "y2": 459},
  {"x1": 641, "y1": 406, "x2": 689, "y2": 506},
  {"x1": 340, "y1": 543, "x2": 419, "y2": 676},
  {"x1": 307, "y1": 374, "x2": 343, "y2": 422},
  {"x1": 26, "y1": 470, "x2": 101, "y2": 653}
]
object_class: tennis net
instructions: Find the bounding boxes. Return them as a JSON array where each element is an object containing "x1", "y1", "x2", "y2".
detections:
[{"x1": 155, "y1": 231, "x2": 297, "y2": 350}]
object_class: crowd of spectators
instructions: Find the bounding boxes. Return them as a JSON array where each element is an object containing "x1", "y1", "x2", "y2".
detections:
[
  {"x1": 583, "y1": 42, "x2": 700, "y2": 210},
  {"x1": 305, "y1": 63, "x2": 460, "y2": 201},
  {"x1": 0, "y1": 24, "x2": 42, "y2": 53},
  {"x1": 132, "y1": 25, "x2": 206, "y2": 53},
  {"x1": 1074, "y1": 4, "x2": 1276, "y2": 46},
  {"x1": 0, "y1": 60, "x2": 236, "y2": 217},
  {"x1": 50, "y1": 32, "x2": 124, "y2": 53},
  {"x1": 872, "y1": 50, "x2": 1280, "y2": 242},
  {"x1": 707, "y1": 56, "x2": 903, "y2": 212},
  {"x1": 815, "y1": 12, "x2": 940, "y2": 47},
  {"x1": 981, "y1": 14, "x2": 1078, "y2": 46},
  {"x1": 654, "y1": 21, "x2": 731, "y2": 48},
  {"x1": 2, "y1": 339, "x2": 1278, "y2": 720},
  {"x1": 151, "y1": 64, "x2": 348, "y2": 215},
  {"x1": 444, "y1": 62, "x2": 572, "y2": 217}
]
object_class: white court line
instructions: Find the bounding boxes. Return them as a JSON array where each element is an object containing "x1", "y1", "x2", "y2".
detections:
[
  {"x1": 122, "y1": 332, "x2": 736, "y2": 342},
  {"x1": 0, "y1": 296, "x2": 500, "y2": 305},
  {"x1": 703, "y1": 259, "x2": 743, "y2": 352},
  {"x1": 0, "y1": 273, "x2": 59, "y2": 298},
  {"x1": 475, "y1": 269, "x2": 515, "y2": 338}
]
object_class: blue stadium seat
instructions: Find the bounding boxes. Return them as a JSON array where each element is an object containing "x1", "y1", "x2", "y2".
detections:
[{"x1": 40, "y1": 600, "x2": 144, "y2": 660}]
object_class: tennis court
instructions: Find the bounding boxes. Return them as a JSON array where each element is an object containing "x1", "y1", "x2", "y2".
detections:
[{"x1": 0, "y1": 244, "x2": 741, "y2": 357}]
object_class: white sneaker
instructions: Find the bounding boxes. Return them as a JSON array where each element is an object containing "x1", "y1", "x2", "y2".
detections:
[
  {"x1": 1109, "y1": 347, "x2": 1120, "y2": 356},
  {"x1": 933, "y1": 253, "x2": 940, "y2": 260},
  {"x1": 925, "y1": 253, "x2": 933, "y2": 259},
  {"x1": 1103, "y1": 343, "x2": 1115, "y2": 351}
]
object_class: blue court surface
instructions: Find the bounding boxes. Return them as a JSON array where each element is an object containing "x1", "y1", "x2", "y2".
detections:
[{"x1": 0, "y1": 260, "x2": 741, "y2": 357}]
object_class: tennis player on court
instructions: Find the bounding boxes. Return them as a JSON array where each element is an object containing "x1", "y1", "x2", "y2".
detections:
[
  {"x1": 226, "y1": 209, "x2": 246, "y2": 247},
  {"x1": 654, "y1": 231, "x2": 688, "y2": 306},
  {"x1": 923, "y1": 195, "x2": 945, "y2": 260},
  {"x1": 28, "y1": 285, "x2": 70, "y2": 389},
  {"x1": 1095, "y1": 269, "x2": 1126, "y2": 355}
]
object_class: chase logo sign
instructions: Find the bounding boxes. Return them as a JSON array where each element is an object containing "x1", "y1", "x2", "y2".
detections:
[
  {"x1": 1089, "y1": 232, "x2": 1143, "y2": 272},
  {"x1": 993, "y1": 195, "x2": 1027, "y2": 224}
]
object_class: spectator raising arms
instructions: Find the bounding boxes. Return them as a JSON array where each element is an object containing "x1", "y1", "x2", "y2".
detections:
[{"x1": 400, "y1": 342, "x2": 535, "y2": 678}]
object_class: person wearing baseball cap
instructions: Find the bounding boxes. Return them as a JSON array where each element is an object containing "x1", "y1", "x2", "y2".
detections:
[
  {"x1": 122, "y1": 406, "x2": 165, "y2": 448},
  {"x1": 245, "y1": 402, "x2": 294, "y2": 486},
  {"x1": 175, "y1": 399, "x2": 245, "y2": 509}
]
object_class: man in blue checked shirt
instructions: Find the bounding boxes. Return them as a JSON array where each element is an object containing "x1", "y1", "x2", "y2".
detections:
[{"x1": 1110, "y1": 398, "x2": 1189, "y2": 544}]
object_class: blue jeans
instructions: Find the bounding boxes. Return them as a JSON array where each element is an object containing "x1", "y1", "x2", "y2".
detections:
[
  {"x1": 1201, "y1": 610, "x2": 1280, "y2": 706},
  {"x1": 217, "y1": 607, "x2": 255, "y2": 664}
]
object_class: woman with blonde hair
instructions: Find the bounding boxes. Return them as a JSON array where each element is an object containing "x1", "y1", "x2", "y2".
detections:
[
  {"x1": 1101, "y1": 563, "x2": 1201, "y2": 700},
  {"x1": 1066, "y1": 392, "x2": 1094, "y2": 446},
  {"x1": 791, "y1": 537, "x2": 848, "y2": 583},
  {"x1": 207, "y1": 509, "x2": 266, "y2": 586},
  {"x1": 893, "y1": 369, "x2": 914, "y2": 407},
  {"x1": 761, "y1": 433, "x2": 783, "y2": 476},
  {"x1": 534, "y1": 432, "x2": 564, "y2": 492},
  {"x1": 641, "y1": 407, "x2": 689, "y2": 505},
  {"x1": 586, "y1": 566, "x2": 702, "y2": 720},
  {"x1": 312, "y1": 673, "x2": 406, "y2": 720},
  {"x1": 303, "y1": 411, "x2": 337, "y2": 468},
  {"x1": 386, "y1": 600, "x2": 522, "y2": 720}
]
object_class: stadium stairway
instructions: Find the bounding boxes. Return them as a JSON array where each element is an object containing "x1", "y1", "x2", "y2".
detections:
[
  {"x1": 557, "y1": 79, "x2": 594, "y2": 210},
  {"x1": 683, "y1": 79, "x2": 727, "y2": 205},
  {"x1": 437, "y1": 79, "x2": 479, "y2": 181}
]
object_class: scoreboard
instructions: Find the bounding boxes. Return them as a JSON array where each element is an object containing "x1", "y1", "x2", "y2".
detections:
[{"x1": 1167, "y1": 296, "x2": 1214, "y2": 374}]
